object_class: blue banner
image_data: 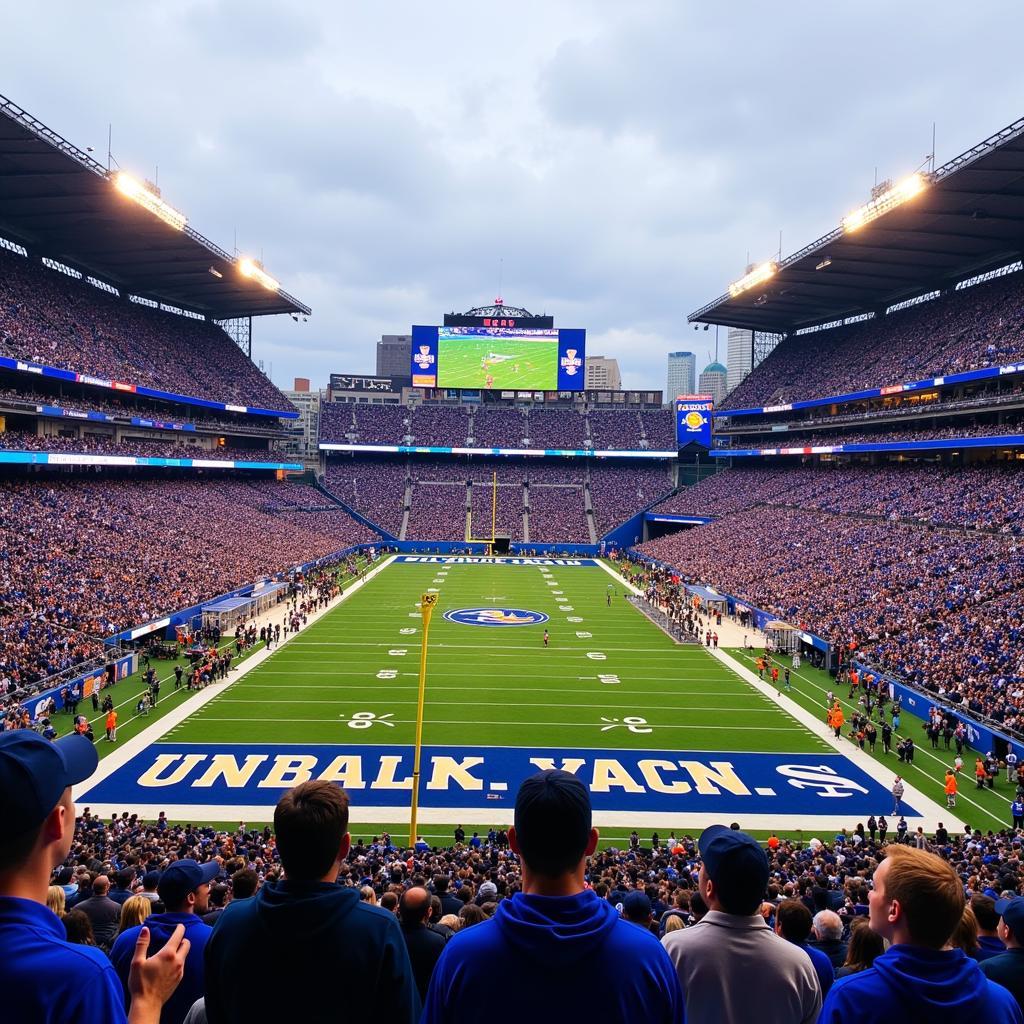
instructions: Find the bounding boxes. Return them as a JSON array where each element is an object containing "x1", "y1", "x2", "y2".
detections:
[
  {"x1": 0, "y1": 451, "x2": 301, "y2": 471},
  {"x1": 24, "y1": 653, "x2": 137, "y2": 721},
  {"x1": 676, "y1": 395, "x2": 713, "y2": 447},
  {"x1": 557, "y1": 328, "x2": 587, "y2": 391},
  {"x1": 80, "y1": 743, "x2": 916, "y2": 817},
  {"x1": 410, "y1": 325, "x2": 439, "y2": 387},
  {"x1": 320, "y1": 443, "x2": 678, "y2": 458},
  {"x1": 711, "y1": 434, "x2": 1024, "y2": 458}
]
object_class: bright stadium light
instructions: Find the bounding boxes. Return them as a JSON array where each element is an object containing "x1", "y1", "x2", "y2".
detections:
[
  {"x1": 728, "y1": 261, "x2": 777, "y2": 298},
  {"x1": 114, "y1": 172, "x2": 187, "y2": 231},
  {"x1": 842, "y1": 173, "x2": 927, "y2": 233},
  {"x1": 239, "y1": 257, "x2": 280, "y2": 292}
]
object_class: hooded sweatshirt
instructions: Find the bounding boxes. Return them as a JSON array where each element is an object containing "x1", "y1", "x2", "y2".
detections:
[
  {"x1": 110, "y1": 911, "x2": 213, "y2": 1024},
  {"x1": 422, "y1": 888, "x2": 684, "y2": 1023},
  {"x1": 820, "y1": 944, "x2": 1022, "y2": 1024},
  {"x1": 203, "y1": 880, "x2": 419, "y2": 1024}
]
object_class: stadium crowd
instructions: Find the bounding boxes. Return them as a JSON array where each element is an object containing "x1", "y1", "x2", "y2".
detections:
[
  {"x1": 721, "y1": 270, "x2": 1024, "y2": 411},
  {"x1": 0, "y1": 477, "x2": 375, "y2": 697},
  {"x1": 0, "y1": 431, "x2": 280, "y2": 463},
  {"x1": 0, "y1": 248, "x2": 293, "y2": 412},
  {"x1": 6, "y1": 739, "x2": 1024, "y2": 1023}
]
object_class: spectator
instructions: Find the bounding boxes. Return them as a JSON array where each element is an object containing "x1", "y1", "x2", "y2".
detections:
[
  {"x1": 423, "y1": 769, "x2": 684, "y2": 1023},
  {"x1": 119, "y1": 895, "x2": 155, "y2": 933},
  {"x1": 980, "y1": 896, "x2": 1024, "y2": 1012},
  {"x1": 203, "y1": 780, "x2": 419, "y2": 1023},
  {"x1": 110, "y1": 867, "x2": 137, "y2": 905},
  {"x1": 0, "y1": 730, "x2": 187, "y2": 1023},
  {"x1": 75, "y1": 873, "x2": 122, "y2": 950},
  {"x1": 775, "y1": 899, "x2": 834, "y2": 998},
  {"x1": 622, "y1": 890, "x2": 656, "y2": 933},
  {"x1": 835, "y1": 918, "x2": 885, "y2": 978},
  {"x1": 820, "y1": 845, "x2": 1020, "y2": 1023},
  {"x1": 974, "y1": 894, "x2": 1009, "y2": 961},
  {"x1": 811, "y1": 909, "x2": 848, "y2": 969},
  {"x1": 63, "y1": 907, "x2": 98, "y2": 946},
  {"x1": 112, "y1": 859, "x2": 217, "y2": 1024},
  {"x1": 46, "y1": 883, "x2": 66, "y2": 918},
  {"x1": 662, "y1": 825, "x2": 821, "y2": 1024},
  {"x1": 399, "y1": 886, "x2": 447, "y2": 1002}
]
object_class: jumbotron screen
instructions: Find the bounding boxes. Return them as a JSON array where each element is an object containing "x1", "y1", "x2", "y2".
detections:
[{"x1": 410, "y1": 325, "x2": 586, "y2": 391}]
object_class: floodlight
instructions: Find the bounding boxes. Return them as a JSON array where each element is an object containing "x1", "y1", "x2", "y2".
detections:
[
  {"x1": 208, "y1": 266, "x2": 223, "y2": 279},
  {"x1": 842, "y1": 173, "x2": 927, "y2": 233},
  {"x1": 114, "y1": 172, "x2": 187, "y2": 231},
  {"x1": 816, "y1": 257, "x2": 832, "y2": 270},
  {"x1": 728, "y1": 261, "x2": 776, "y2": 298},
  {"x1": 239, "y1": 257, "x2": 280, "y2": 292}
]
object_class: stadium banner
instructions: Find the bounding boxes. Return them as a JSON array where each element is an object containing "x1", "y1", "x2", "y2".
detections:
[
  {"x1": 710, "y1": 434, "x2": 1024, "y2": 458},
  {"x1": 79, "y1": 744, "x2": 920, "y2": 818},
  {"x1": 319, "y1": 443, "x2": 678, "y2": 458},
  {"x1": 410, "y1": 325, "x2": 439, "y2": 387},
  {"x1": 0, "y1": 355, "x2": 298, "y2": 420},
  {"x1": 645, "y1": 514, "x2": 714, "y2": 525},
  {"x1": 716, "y1": 360, "x2": 1024, "y2": 420},
  {"x1": 26, "y1": 652, "x2": 137, "y2": 720},
  {"x1": 394, "y1": 555, "x2": 598, "y2": 566},
  {"x1": 557, "y1": 328, "x2": 586, "y2": 390},
  {"x1": 675, "y1": 395, "x2": 713, "y2": 447},
  {"x1": 852, "y1": 660, "x2": 1018, "y2": 758},
  {"x1": 0, "y1": 451, "x2": 302, "y2": 471}
]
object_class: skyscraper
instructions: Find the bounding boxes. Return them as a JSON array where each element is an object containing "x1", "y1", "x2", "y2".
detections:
[
  {"x1": 666, "y1": 351, "x2": 696, "y2": 399},
  {"x1": 698, "y1": 361, "x2": 728, "y2": 405},
  {"x1": 726, "y1": 328, "x2": 754, "y2": 395},
  {"x1": 376, "y1": 334, "x2": 412, "y2": 378},
  {"x1": 584, "y1": 356, "x2": 622, "y2": 390}
]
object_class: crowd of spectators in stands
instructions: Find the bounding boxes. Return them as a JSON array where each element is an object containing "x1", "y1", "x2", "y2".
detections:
[
  {"x1": 471, "y1": 406, "x2": 527, "y2": 447},
  {"x1": 411, "y1": 405, "x2": 470, "y2": 446},
  {"x1": 324, "y1": 458, "x2": 408, "y2": 535},
  {"x1": 0, "y1": 477, "x2": 374, "y2": 696},
  {"x1": 12, "y1": 757, "x2": 1024, "y2": 1023},
  {"x1": 589, "y1": 464, "x2": 673, "y2": 535},
  {"x1": 0, "y1": 248, "x2": 293, "y2": 412},
  {"x1": 722, "y1": 270, "x2": 1024, "y2": 411},
  {"x1": 0, "y1": 431, "x2": 281, "y2": 463}
]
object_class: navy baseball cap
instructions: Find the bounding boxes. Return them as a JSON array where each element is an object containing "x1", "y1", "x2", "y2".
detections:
[
  {"x1": 995, "y1": 896, "x2": 1024, "y2": 938},
  {"x1": 698, "y1": 825, "x2": 769, "y2": 904},
  {"x1": 0, "y1": 731, "x2": 98, "y2": 836},
  {"x1": 622, "y1": 890, "x2": 652, "y2": 919},
  {"x1": 157, "y1": 859, "x2": 220, "y2": 905}
]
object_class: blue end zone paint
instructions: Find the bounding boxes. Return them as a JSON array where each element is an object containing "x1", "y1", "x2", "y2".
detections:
[
  {"x1": 444, "y1": 608, "x2": 550, "y2": 627},
  {"x1": 81, "y1": 744, "x2": 919, "y2": 818},
  {"x1": 393, "y1": 556, "x2": 598, "y2": 566}
]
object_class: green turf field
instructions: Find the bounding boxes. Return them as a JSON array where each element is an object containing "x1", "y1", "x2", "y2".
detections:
[
  {"x1": 163, "y1": 561, "x2": 823, "y2": 754},
  {"x1": 437, "y1": 338, "x2": 558, "y2": 390}
]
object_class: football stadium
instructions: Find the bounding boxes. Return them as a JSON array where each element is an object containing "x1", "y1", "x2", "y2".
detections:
[{"x1": 5, "y1": 37, "x2": 1024, "y2": 1024}]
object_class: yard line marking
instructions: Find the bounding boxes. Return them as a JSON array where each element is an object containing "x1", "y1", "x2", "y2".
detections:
[{"x1": 209, "y1": 698, "x2": 789, "y2": 713}]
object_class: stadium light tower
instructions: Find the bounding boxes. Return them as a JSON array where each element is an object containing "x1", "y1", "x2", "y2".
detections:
[
  {"x1": 842, "y1": 173, "x2": 928, "y2": 232},
  {"x1": 114, "y1": 172, "x2": 187, "y2": 231},
  {"x1": 238, "y1": 257, "x2": 280, "y2": 292}
]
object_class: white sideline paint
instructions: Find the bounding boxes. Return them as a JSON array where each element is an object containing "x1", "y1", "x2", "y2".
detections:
[{"x1": 74, "y1": 555, "x2": 398, "y2": 801}]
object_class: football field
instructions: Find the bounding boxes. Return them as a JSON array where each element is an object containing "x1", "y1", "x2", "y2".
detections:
[
  {"x1": 437, "y1": 338, "x2": 557, "y2": 390},
  {"x1": 78, "y1": 557, "x2": 949, "y2": 832}
]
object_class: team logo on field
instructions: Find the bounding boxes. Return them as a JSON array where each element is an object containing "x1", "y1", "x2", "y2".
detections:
[{"x1": 444, "y1": 607, "x2": 549, "y2": 627}]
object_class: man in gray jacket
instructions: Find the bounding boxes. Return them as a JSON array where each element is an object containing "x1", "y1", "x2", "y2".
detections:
[{"x1": 662, "y1": 825, "x2": 821, "y2": 1024}]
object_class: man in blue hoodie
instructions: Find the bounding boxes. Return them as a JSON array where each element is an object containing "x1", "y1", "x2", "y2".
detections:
[
  {"x1": 422, "y1": 769, "x2": 684, "y2": 1023},
  {"x1": 820, "y1": 844, "x2": 1022, "y2": 1024},
  {"x1": 111, "y1": 858, "x2": 218, "y2": 1024},
  {"x1": 203, "y1": 780, "x2": 419, "y2": 1023}
]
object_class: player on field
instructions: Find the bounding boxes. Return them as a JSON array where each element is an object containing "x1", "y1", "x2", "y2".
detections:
[{"x1": 543, "y1": 629, "x2": 549, "y2": 648}]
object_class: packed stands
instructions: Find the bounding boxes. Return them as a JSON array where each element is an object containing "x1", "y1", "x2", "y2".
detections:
[
  {"x1": 640, "y1": 408, "x2": 677, "y2": 449},
  {"x1": 526, "y1": 407, "x2": 588, "y2": 448},
  {"x1": 351, "y1": 404, "x2": 408, "y2": 444},
  {"x1": 406, "y1": 481, "x2": 467, "y2": 540},
  {"x1": 528, "y1": 483, "x2": 589, "y2": 542},
  {"x1": 318, "y1": 401, "x2": 355, "y2": 442},
  {"x1": 472, "y1": 406, "x2": 527, "y2": 447},
  {"x1": 587, "y1": 409, "x2": 643, "y2": 450},
  {"x1": 0, "y1": 477, "x2": 374, "y2": 695},
  {"x1": 589, "y1": 463, "x2": 673, "y2": 535},
  {"x1": 411, "y1": 405, "x2": 470, "y2": 447},
  {"x1": 0, "y1": 248, "x2": 293, "y2": 412},
  {"x1": 324, "y1": 457, "x2": 407, "y2": 536},
  {"x1": 721, "y1": 271, "x2": 1024, "y2": 411}
]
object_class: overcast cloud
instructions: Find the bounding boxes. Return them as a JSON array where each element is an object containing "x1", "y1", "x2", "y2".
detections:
[{"x1": 4, "y1": 1, "x2": 1024, "y2": 392}]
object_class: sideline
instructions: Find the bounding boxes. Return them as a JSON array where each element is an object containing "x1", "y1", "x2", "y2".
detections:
[{"x1": 74, "y1": 555, "x2": 396, "y2": 800}]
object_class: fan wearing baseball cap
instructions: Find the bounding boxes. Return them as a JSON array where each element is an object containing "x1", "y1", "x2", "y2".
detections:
[
  {"x1": 980, "y1": 896, "x2": 1024, "y2": 1011},
  {"x1": 110, "y1": 859, "x2": 219, "y2": 1024},
  {"x1": 0, "y1": 730, "x2": 189, "y2": 1024},
  {"x1": 662, "y1": 824, "x2": 821, "y2": 1024}
]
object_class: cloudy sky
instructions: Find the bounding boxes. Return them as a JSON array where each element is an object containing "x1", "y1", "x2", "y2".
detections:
[{"x1": 4, "y1": 2, "x2": 1024, "y2": 392}]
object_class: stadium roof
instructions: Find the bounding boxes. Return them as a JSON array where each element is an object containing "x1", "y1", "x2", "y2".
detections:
[
  {"x1": 690, "y1": 114, "x2": 1024, "y2": 334},
  {"x1": 0, "y1": 94, "x2": 310, "y2": 319}
]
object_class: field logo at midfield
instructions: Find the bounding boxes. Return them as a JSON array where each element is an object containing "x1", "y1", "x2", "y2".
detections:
[{"x1": 444, "y1": 607, "x2": 549, "y2": 627}]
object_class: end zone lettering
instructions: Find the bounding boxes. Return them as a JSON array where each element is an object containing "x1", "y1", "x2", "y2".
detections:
[
  {"x1": 395, "y1": 556, "x2": 592, "y2": 566},
  {"x1": 80, "y1": 744, "x2": 912, "y2": 817}
]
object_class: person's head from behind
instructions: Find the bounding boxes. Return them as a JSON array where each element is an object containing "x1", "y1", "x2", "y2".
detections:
[
  {"x1": 621, "y1": 890, "x2": 652, "y2": 926},
  {"x1": 971, "y1": 894, "x2": 1001, "y2": 936},
  {"x1": 0, "y1": 732, "x2": 97, "y2": 891},
  {"x1": 949, "y1": 904, "x2": 979, "y2": 956},
  {"x1": 46, "y1": 885, "x2": 66, "y2": 917},
  {"x1": 359, "y1": 885, "x2": 377, "y2": 904},
  {"x1": 459, "y1": 903, "x2": 487, "y2": 928},
  {"x1": 119, "y1": 894, "x2": 154, "y2": 932},
  {"x1": 995, "y1": 896, "x2": 1024, "y2": 949},
  {"x1": 508, "y1": 770, "x2": 597, "y2": 884},
  {"x1": 775, "y1": 899, "x2": 813, "y2": 943},
  {"x1": 697, "y1": 825, "x2": 769, "y2": 916},
  {"x1": 63, "y1": 908, "x2": 96, "y2": 945},
  {"x1": 230, "y1": 868, "x2": 259, "y2": 901},
  {"x1": 399, "y1": 886, "x2": 431, "y2": 926},
  {"x1": 812, "y1": 909, "x2": 843, "y2": 941},
  {"x1": 869, "y1": 845, "x2": 964, "y2": 948},
  {"x1": 663, "y1": 914, "x2": 685, "y2": 934},
  {"x1": 843, "y1": 916, "x2": 885, "y2": 972},
  {"x1": 274, "y1": 780, "x2": 350, "y2": 882}
]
